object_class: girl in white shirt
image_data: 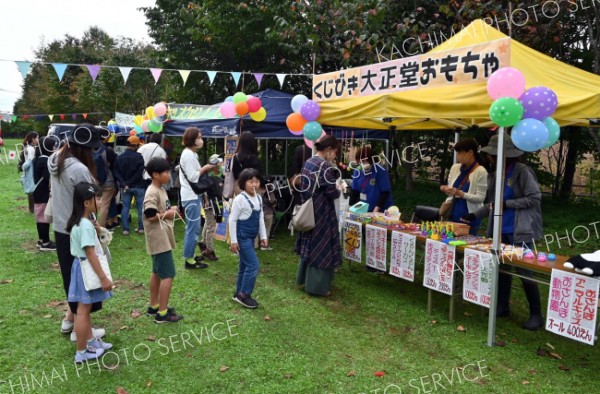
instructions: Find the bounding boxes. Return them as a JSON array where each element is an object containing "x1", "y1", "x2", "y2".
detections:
[{"x1": 229, "y1": 168, "x2": 268, "y2": 309}]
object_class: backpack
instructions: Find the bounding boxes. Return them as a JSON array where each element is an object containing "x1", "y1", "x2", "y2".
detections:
[{"x1": 93, "y1": 146, "x2": 108, "y2": 184}]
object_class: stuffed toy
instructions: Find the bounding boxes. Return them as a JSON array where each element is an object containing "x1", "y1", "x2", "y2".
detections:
[
  {"x1": 563, "y1": 250, "x2": 600, "y2": 276},
  {"x1": 98, "y1": 227, "x2": 113, "y2": 263}
]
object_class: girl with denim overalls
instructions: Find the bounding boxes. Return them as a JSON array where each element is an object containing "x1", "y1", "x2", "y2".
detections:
[{"x1": 229, "y1": 168, "x2": 268, "y2": 309}]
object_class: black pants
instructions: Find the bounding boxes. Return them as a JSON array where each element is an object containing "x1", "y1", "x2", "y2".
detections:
[{"x1": 55, "y1": 232, "x2": 102, "y2": 314}]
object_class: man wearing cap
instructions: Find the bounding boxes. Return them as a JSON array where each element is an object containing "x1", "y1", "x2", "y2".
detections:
[
  {"x1": 115, "y1": 136, "x2": 147, "y2": 235},
  {"x1": 462, "y1": 132, "x2": 544, "y2": 330}
]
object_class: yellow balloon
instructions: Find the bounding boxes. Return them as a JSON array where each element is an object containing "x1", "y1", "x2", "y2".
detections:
[
  {"x1": 249, "y1": 107, "x2": 267, "y2": 122},
  {"x1": 145, "y1": 106, "x2": 155, "y2": 120},
  {"x1": 134, "y1": 115, "x2": 144, "y2": 126}
]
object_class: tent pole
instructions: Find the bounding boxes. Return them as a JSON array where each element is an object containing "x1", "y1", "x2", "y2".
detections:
[
  {"x1": 487, "y1": 127, "x2": 506, "y2": 347},
  {"x1": 453, "y1": 130, "x2": 460, "y2": 163},
  {"x1": 266, "y1": 139, "x2": 269, "y2": 175}
]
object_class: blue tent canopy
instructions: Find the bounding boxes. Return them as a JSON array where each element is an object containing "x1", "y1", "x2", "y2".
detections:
[{"x1": 162, "y1": 89, "x2": 390, "y2": 140}]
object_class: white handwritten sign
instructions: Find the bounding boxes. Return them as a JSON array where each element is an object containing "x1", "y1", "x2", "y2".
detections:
[
  {"x1": 546, "y1": 270, "x2": 599, "y2": 345},
  {"x1": 462, "y1": 249, "x2": 493, "y2": 308},
  {"x1": 423, "y1": 239, "x2": 456, "y2": 295},
  {"x1": 389, "y1": 231, "x2": 416, "y2": 282},
  {"x1": 343, "y1": 220, "x2": 362, "y2": 263},
  {"x1": 366, "y1": 224, "x2": 387, "y2": 271}
]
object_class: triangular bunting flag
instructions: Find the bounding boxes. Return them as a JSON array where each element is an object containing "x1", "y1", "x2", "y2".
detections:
[
  {"x1": 71, "y1": 114, "x2": 77, "y2": 120},
  {"x1": 276, "y1": 73, "x2": 287, "y2": 88},
  {"x1": 0, "y1": 115, "x2": 3, "y2": 119},
  {"x1": 119, "y1": 67, "x2": 132, "y2": 84},
  {"x1": 230, "y1": 72, "x2": 242, "y2": 87},
  {"x1": 15, "y1": 61, "x2": 32, "y2": 79},
  {"x1": 206, "y1": 71, "x2": 217, "y2": 85},
  {"x1": 49, "y1": 115, "x2": 54, "y2": 121},
  {"x1": 52, "y1": 63, "x2": 68, "y2": 82},
  {"x1": 254, "y1": 73, "x2": 264, "y2": 87},
  {"x1": 59, "y1": 114, "x2": 65, "y2": 121},
  {"x1": 23, "y1": 115, "x2": 29, "y2": 120},
  {"x1": 179, "y1": 70, "x2": 191, "y2": 85},
  {"x1": 150, "y1": 68, "x2": 163, "y2": 84},
  {"x1": 12, "y1": 115, "x2": 17, "y2": 122},
  {"x1": 86, "y1": 65, "x2": 101, "y2": 82},
  {"x1": 83, "y1": 113, "x2": 88, "y2": 119},
  {"x1": 36, "y1": 116, "x2": 43, "y2": 121}
]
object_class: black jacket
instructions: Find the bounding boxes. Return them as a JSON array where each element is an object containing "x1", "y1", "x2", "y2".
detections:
[{"x1": 115, "y1": 149, "x2": 146, "y2": 189}]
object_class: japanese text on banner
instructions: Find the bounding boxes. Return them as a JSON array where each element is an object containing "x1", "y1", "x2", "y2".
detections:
[
  {"x1": 546, "y1": 269, "x2": 599, "y2": 346},
  {"x1": 312, "y1": 38, "x2": 510, "y2": 102}
]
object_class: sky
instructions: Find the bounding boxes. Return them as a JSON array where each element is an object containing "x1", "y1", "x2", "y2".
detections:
[{"x1": 0, "y1": 0, "x2": 156, "y2": 113}]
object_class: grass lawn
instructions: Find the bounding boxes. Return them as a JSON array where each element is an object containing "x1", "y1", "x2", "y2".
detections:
[{"x1": 0, "y1": 139, "x2": 599, "y2": 394}]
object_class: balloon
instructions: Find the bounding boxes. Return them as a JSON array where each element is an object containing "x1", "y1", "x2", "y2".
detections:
[
  {"x1": 233, "y1": 92, "x2": 247, "y2": 104},
  {"x1": 134, "y1": 115, "x2": 144, "y2": 126},
  {"x1": 148, "y1": 119, "x2": 162, "y2": 133},
  {"x1": 107, "y1": 120, "x2": 119, "y2": 132},
  {"x1": 542, "y1": 117, "x2": 560, "y2": 148},
  {"x1": 286, "y1": 113, "x2": 307, "y2": 132},
  {"x1": 304, "y1": 137, "x2": 314, "y2": 149},
  {"x1": 511, "y1": 118, "x2": 549, "y2": 152},
  {"x1": 489, "y1": 97, "x2": 524, "y2": 127},
  {"x1": 220, "y1": 102, "x2": 236, "y2": 118},
  {"x1": 141, "y1": 120, "x2": 150, "y2": 133},
  {"x1": 249, "y1": 107, "x2": 267, "y2": 122},
  {"x1": 225, "y1": 96, "x2": 234, "y2": 102},
  {"x1": 486, "y1": 67, "x2": 526, "y2": 100},
  {"x1": 300, "y1": 100, "x2": 321, "y2": 122},
  {"x1": 290, "y1": 129, "x2": 304, "y2": 136},
  {"x1": 129, "y1": 130, "x2": 136, "y2": 136},
  {"x1": 154, "y1": 102, "x2": 167, "y2": 117},
  {"x1": 235, "y1": 101, "x2": 249, "y2": 116},
  {"x1": 520, "y1": 87, "x2": 558, "y2": 120},
  {"x1": 291, "y1": 94, "x2": 309, "y2": 113},
  {"x1": 133, "y1": 125, "x2": 143, "y2": 134},
  {"x1": 247, "y1": 97, "x2": 262, "y2": 113},
  {"x1": 153, "y1": 115, "x2": 166, "y2": 124},
  {"x1": 145, "y1": 106, "x2": 155, "y2": 120},
  {"x1": 303, "y1": 121, "x2": 322, "y2": 141}
]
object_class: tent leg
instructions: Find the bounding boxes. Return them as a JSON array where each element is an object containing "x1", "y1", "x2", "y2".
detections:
[{"x1": 427, "y1": 289, "x2": 433, "y2": 315}]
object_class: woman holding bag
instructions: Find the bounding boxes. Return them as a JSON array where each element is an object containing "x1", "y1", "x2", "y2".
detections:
[
  {"x1": 295, "y1": 135, "x2": 344, "y2": 296},
  {"x1": 179, "y1": 127, "x2": 215, "y2": 269},
  {"x1": 439, "y1": 139, "x2": 488, "y2": 235}
]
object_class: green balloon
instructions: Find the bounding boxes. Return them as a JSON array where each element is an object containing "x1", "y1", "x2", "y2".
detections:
[
  {"x1": 233, "y1": 92, "x2": 247, "y2": 104},
  {"x1": 148, "y1": 119, "x2": 162, "y2": 132},
  {"x1": 489, "y1": 97, "x2": 524, "y2": 127},
  {"x1": 542, "y1": 117, "x2": 560, "y2": 148}
]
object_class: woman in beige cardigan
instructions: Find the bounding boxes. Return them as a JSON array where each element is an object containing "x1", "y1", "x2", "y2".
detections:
[{"x1": 440, "y1": 139, "x2": 488, "y2": 235}]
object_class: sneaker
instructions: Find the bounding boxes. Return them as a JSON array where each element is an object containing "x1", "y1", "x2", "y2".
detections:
[
  {"x1": 123, "y1": 230, "x2": 130, "y2": 236},
  {"x1": 203, "y1": 250, "x2": 219, "y2": 261},
  {"x1": 232, "y1": 293, "x2": 259, "y2": 309},
  {"x1": 61, "y1": 319, "x2": 74, "y2": 334},
  {"x1": 36, "y1": 240, "x2": 43, "y2": 249},
  {"x1": 71, "y1": 327, "x2": 106, "y2": 342},
  {"x1": 146, "y1": 306, "x2": 175, "y2": 316},
  {"x1": 260, "y1": 246, "x2": 273, "y2": 251},
  {"x1": 194, "y1": 254, "x2": 205, "y2": 262},
  {"x1": 74, "y1": 346, "x2": 105, "y2": 363},
  {"x1": 39, "y1": 241, "x2": 57, "y2": 251},
  {"x1": 194, "y1": 261, "x2": 209, "y2": 269},
  {"x1": 88, "y1": 337, "x2": 113, "y2": 350},
  {"x1": 522, "y1": 314, "x2": 544, "y2": 331},
  {"x1": 198, "y1": 241, "x2": 207, "y2": 253},
  {"x1": 155, "y1": 310, "x2": 184, "y2": 324},
  {"x1": 185, "y1": 261, "x2": 208, "y2": 269},
  {"x1": 136, "y1": 228, "x2": 144, "y2": 234}
]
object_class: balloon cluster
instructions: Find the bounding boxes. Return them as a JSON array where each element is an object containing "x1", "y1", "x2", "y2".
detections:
[
  {"x1": 286, "y1": 95, "x2": 325, "y2": 147},
  {"x1": 487, "y1": 67, "x2": 560, "y2": 152},
  {"x1": 132, "y1": 102, "x2": 168, "y2": 134},
  {"x1": 219, "y1": 92, "x2": 267, "y2": 121}
]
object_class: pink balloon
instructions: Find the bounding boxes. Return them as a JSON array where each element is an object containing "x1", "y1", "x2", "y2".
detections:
[
  {"x1": 141, "y1": 120, "x2": 150, "y2": 132},
  {"x1": 220, "y1": 101, "x2": 237, "y2": 118},
  {"x1": 486, "y1": 67, "x2": 526, "y2": 100},
  {"x1": 154, "y1": 102, "x2": 167, "y2": 117},
  {"x1": 304, "y1": 137, "x2": 313, "y2": 149},
  {"x1": 247, "y1": 97, "x2": 262, "y2": 113},
  {"x1": 289, "y1": 129, "x2": 304, "y2": 136}
]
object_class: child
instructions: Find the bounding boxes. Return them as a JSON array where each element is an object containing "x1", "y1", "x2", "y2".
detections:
[
  {"x1": 143, "y1": 157, "x2": 183, "y2": 323},
  {"x1": 66, "y1": 182, "x2": 113, "y2": 363},
  {"x1": 33, "y1": 137, "x2": 56, "y2": 251},
  {"x1": 229, "y1": 168, "x2": 268, "y2": 309},
  {"x1": 199, "y1": 154, "x2": 224, "y2": 261}
]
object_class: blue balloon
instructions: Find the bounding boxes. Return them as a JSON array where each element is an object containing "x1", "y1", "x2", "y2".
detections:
[
  {"x1": 511, "y1": 118, "x2": 549, "y2": 152},
  {"x1": 542, "y1": 117, "x2": 560, "y2": 148},
  {"x1": 303, "y1": 121, "x2": 322, "y2": 141},
  {"x1": 291, "y1": 94, "x2": 309, "y2": 113},
  {"x1": 225, "y1": 96, "x2": 234, "y2": 102}
]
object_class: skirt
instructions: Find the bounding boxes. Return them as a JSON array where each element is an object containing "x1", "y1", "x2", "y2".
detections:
[
  {"x1": 68, "y1": 258, "x2": 113, "y2": 305},
  {"x1": 296, "y1": 257, "x2": 334, "y2": 296}
]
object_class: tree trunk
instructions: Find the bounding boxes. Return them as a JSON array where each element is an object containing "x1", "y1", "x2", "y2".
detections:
[
  {"x1": 588, "y1": 129, "x2": 600, "y2": 156},
  {"x1": 559, "y1": 128, "x2": 578, "y2": 199},
  {"x1": 403, "y1": 130, "x2": 414, "y2": 192},
  {"x1": 552, "y1": 137, "x2": 564, "y2": 197}
]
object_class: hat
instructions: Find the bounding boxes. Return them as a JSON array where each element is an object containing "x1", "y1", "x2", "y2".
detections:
[
  {"x1": 209, "y1": 154, "x2": 223, "y2": 165},
  {"x1": 127, "y1": 135, "x2": 141, "y2": 146},
  {"x1": 480, "y1": 132, "x2": 523, "y2": 158},
  {"x1": 67, "y1": 124, "x2": 102, "y2": 149}
]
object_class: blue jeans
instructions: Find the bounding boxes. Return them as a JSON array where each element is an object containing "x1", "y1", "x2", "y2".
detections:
[
  {"x1": 121, "y1": 188, "x2": 145, "y2": 232},
  {"x1": 182, "y1": 197, "x2": 202, "y2": 259}
]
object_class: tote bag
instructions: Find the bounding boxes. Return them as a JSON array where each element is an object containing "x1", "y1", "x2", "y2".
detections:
[
  {"x1": 80, "y1": 238, "x2": 112, "y2": 291},
  {"x1": 223, "y1": 154, "x2": 238, "y2": 199},
  {"x1": 290, "y1": 162, "x2": 325, "y2": 232}
]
